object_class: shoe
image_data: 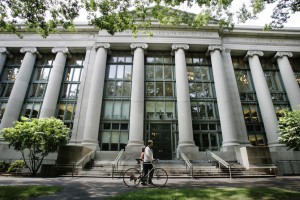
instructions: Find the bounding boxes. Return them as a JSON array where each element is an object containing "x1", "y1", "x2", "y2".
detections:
[
  {"x1": 148, "y1": 181, "x2": 153, "y2": 185},
  {"x1": 141, "y1": 182, "x2": 147, "y2": 186}
]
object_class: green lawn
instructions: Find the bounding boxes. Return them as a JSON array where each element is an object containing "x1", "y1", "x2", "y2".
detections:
[
  {"x1": 109, "y1": 187, "x2": 300, "y2": 200},
  {"x1": 0, "y1": 185, "x2": 63, "y2": 200}
]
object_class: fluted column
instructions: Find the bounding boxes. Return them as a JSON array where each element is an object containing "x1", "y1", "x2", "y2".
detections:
[
  {"x1": 275, "y1": 52, "x2": 300, "y2": 110},
  {"x1": 81, "y1": 43, "x2": 109, "y2": 149},
  {"x1": 208, "y1": 46, "x2": 239, "y2": 148},
  {"x1": 246, "y1": 51, "x2": 281, "y2": 147},
  {"x1": 126, "y1": 43, "x2": 148, "y2": 152},
  {"x1": 0, "y1": 48, "x2": 12, "y2": 74},
  {"x1": 172, "y1": 44, "x2": 196, "y2": 148},
  {"x1": 0, "y1": 47, "x2": 39, "y2": 130},
  {"x1": 39, "y1": 47, "x2": 70, "y2": 118}
]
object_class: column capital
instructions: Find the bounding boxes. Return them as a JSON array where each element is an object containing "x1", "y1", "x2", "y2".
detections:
[
  {"x1": 20, "y1": 47, "x2": 41, "y2": 58},
  {"x1": 0, "y1": 47, "x2": 12, "y2": 58},
  {"x1": 172, "y1": 44, "x2": 189, "y2": 51},
  {"x1": 274, "y1": 51, "x2": 293, "y2": 59},
  {"x1": 245, "y1": 50, "x2": 264, "y2": 58},
  {"x1": 207, "y1": 45, "x2": 223, "y2": 53},
  {"x1": 130, "y1": 43, "x2": 148, "y2": 50},
  {"x1": 93, "y1": 43, "x2": 110, "y2": 50},
  {"x1": 52, "y1": 47, "x2": 71, "y2": 58}
]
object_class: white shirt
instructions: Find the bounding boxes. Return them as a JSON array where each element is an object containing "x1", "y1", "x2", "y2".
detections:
[{"x1": 144, "y1": 146, "x2": 154, "y2": 162}]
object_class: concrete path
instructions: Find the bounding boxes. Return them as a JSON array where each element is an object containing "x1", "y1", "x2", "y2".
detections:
[{"x1": 0, "y1": 176, "x2": 300, "y2": 199}]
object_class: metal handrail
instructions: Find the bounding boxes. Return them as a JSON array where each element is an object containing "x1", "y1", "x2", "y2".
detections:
[
  {"x1": 178, "y1": 148, "x2": 193, "y2": 178},
  {"x1": 71, "y1": 149, "x2": 95, "y2": 177},
  {"x1": 206, "y1": 150, "x2": 232, "y2": 179},
  {"x1": 112, "y1": 149, "x2": 124, "y2": 178}
]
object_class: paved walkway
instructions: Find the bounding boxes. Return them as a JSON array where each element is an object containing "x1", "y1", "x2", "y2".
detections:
[{"x1": 0, "y1": 176, "x2": 300, "y2": 199}]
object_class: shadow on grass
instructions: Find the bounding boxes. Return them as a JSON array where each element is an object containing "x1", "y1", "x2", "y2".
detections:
[
  {"x1": 109, "y1": 187, "x2": 300, "y2": 200},
  {"x1": 0, "y1": 185, "x2": 63, "y2": 200}
]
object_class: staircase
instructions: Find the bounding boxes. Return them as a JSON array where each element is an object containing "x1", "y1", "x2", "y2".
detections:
[{"x1": 75, "y1": 160, "x2": 276, "y2": 178}]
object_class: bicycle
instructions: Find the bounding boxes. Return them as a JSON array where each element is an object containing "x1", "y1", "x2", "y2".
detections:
[{"x1": 123, "y1": 160, "x2": 168, "y2": 187}]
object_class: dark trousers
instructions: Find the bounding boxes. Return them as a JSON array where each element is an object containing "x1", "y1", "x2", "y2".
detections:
[{"x1": 143, "y1": 162, "x2": 153, "y2": 181}]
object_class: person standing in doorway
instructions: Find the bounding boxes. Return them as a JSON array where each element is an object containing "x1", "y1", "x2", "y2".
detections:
[{"x1": 143, "y1": 140, "x2": 154, "y2": 185}]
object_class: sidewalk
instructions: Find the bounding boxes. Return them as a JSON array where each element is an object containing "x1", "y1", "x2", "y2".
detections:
[{"x1": 0, "y1": 176, "x2": 300, "y2": 199}]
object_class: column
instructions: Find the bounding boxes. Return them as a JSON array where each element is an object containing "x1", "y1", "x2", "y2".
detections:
[
  {"x1": 246, "y1": 51, "x2": 281, "y2": 147},
  {"x1": 39, "y1": 48, "x2": 70, "y2": 118},
  {"x1": 81, "y1": 43, "x2": 109, "y2": 149},
  {"x1": 126, "y1": 43, "x2": 148, "y2": 152},
  {"x1": 275, "y1": 52, "x2": 300, "y2": 110},
  {"x1": 172, "y1": 44, "x2": 196, "y2": 148},
  {"x1": 208, "y1": 46, "x2": 239, "y2": 148},
  {"x1": 0, "y1": 47, "x2": 39, "y2": 130},
  {"x1": 0, "y1": 48, "x2": 12, "y2": 74}
]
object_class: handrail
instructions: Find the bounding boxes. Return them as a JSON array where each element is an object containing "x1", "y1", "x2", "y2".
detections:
[
  {"x1": 71, "y1": 149, "x2": 95, "y2": 178},
  {"x1": 112, "y1": 149, "x2": 124, "y2": 178},
  {"x1": 206, "y1": 150, "x2": 232, "y2": 179},
  {"x1": 177, "y1": 148, "x2": 193, "y2": 178}
]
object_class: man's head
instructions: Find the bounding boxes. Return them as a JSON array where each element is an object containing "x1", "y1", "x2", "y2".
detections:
[{"x1": 147, "y1": 140, "x2": 153, "y2": 147}]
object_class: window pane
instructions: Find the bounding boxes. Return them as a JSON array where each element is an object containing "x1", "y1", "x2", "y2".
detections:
[
  {"x1": 113, "y1": 101, "x2": 121, "y2": 118},
  {"x1": 164, "y1": 65, "x2": 172, "y2": 79},
  {"x1": 104, "y1": 101, "x2": 113, "y2": 118},
  {"x1": 123, "y1": 82, "x2": 131, "y2": 96},
  {"x1": 165, "y1": 82, "x2": 173, "y2": 96},
  {"x1": 109, "y1": 65, "x2": 116, "y2": 79},
  {"x1": 156, "y1": 82, "x2": 163, "y2": 96},
  {"x1": 156, "y1": 65, "x2": 163, "y2": 79},
  {"x1": 146, "y1": 82, "x2": 155, "y2": 96},
  {"x1": 101, "y1": 132, "x2": 110, "y2": 143},
  {"x1": 111, "y1": 132, "x2": 119, "y2": 143},
  {"x1": 115, "y1": 81, "x2": 123, "y2": 96},
  {"x1": 120, "y1": 132, "x2": 128, "y2": 143},
  {"x1": 156, "y1": 101, "x2": 164, "y2": 112},
  {"x1": 146, "y1": 101, "x2": 155, "y2": 112},
  {"x1": 122, "y1": 101, "x2": 130, "y2": 119},
  {"x1": 72, "y1": 68, "x2": 81, "y2": 81},
  {"x1": 124, "y1": 65, "x2": 132, "y2": 79},
  {"x1": 32, "y1": 103, "x2": 41, "y2": 118},
  {"x1": 117, "y1": 65, "x2": 124, "y2": 79},
  {"x1": 107, "y1": 82, "x2": 115, "y2": 96}
]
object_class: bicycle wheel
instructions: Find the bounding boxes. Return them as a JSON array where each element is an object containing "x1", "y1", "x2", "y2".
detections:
[
  {"x1": 151, "y1": 168, "x2": 168, "y2": 187},
  {"x1": 123, "y1": 168, "x2": 141, "y2": 187}
]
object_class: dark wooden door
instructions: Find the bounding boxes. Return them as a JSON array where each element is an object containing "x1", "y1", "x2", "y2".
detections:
[{"x1": 149, "y1": 124, "x2": 172, "y2": 160}]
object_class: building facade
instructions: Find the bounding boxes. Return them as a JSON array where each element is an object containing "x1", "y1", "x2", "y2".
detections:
[{"x1": 0, "y1": 24, "x2": 299, "y2": 163}]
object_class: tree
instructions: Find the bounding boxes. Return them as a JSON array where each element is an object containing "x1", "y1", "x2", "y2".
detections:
[
  {"x1": 278, "y1": 109, "x2": 300, "y2": 151},
  {"x1": 0, "y1": 0, "x2": 299, "y2": 38},
  {"x1": 1, "y1": 117, "x2": 70, "y2": 176}
]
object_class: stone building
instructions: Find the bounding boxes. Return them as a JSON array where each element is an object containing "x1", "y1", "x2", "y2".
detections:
[{"x1": 0, "y1": 22, "x2": 299, "y2": 165}]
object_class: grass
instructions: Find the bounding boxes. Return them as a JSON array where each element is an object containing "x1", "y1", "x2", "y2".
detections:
[
  {"x1": 0, "y1": 185, "x2": 63, "y2": 200},
  {"x1": 109, "y1": 187, "x2": 300, "y2": 200}
]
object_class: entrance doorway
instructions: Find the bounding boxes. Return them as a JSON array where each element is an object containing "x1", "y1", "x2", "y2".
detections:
[{"x1": 146, "y1": 124, "x2": 172, "y2": 160}]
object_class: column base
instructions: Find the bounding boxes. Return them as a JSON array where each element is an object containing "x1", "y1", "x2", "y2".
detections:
[
  {"x1": 81, "y1": 139, "x2": 100, "y2": 151},
  {"x1": 124, "y1": 140, "x2": 145, "y2": 160},
  {"x1": 177, "y1": 143, "x2": 199, "y2": 160}
]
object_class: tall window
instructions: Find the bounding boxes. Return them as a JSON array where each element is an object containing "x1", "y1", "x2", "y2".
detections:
[
  {"x1": 260, "y1": 58, "x2": 290, "y2": 118},
  {"x1": 0, "y1": 55, "x2": 23, "y2": 122},
  {"x1": 21, "y1": 55, "x2": 54, "y2": 118},
  {"x1": 187, "y1": 54, "x2": 221, "y2": 151},
  {"x1": 145, "y1": 53, "x2": 176, "y2": 120},
  {"x1": 233, "y1": 57, "x2": 267, "y2": 146},
  {"x1": 289, "y1": 58, "x2": 300, "y2": 87},
  {"x1": 99, "y1": 53, "x2": 132, "y2": 151},
  {"x1": 57, "y1": 55, "x2": 84, "y2": 130}
]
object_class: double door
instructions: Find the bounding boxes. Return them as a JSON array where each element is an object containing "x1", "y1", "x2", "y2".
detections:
[{"x1": 146, "y1": 124, "x2": 172, "y2": 160}]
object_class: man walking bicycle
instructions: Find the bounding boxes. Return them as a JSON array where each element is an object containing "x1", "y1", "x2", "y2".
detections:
[{"x1": 142, "y1": 140, "x2": 154, "y2": 185}]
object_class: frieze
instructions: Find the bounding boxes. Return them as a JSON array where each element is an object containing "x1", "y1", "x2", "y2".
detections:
[{"x1": 100, "y1": 30, "x2": 217, "y2": 38}]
